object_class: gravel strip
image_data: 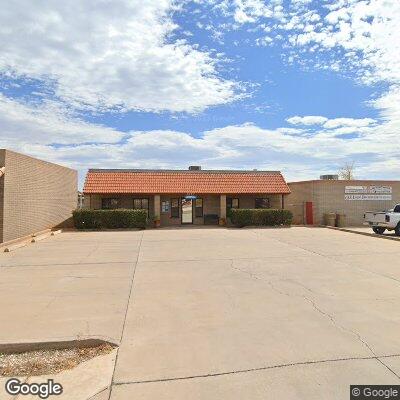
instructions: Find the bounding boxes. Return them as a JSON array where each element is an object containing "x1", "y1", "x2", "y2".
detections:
[{"x1": 0, "y1": 343, "x2": 115, "y2": 376}]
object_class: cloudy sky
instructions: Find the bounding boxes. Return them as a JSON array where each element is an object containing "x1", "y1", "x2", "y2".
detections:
[{"x1": 0, "y1": 0, "x2": 399, "y2": 187}]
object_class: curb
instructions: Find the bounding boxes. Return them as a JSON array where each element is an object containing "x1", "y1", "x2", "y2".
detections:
[
  {"x1": 31, "y1": 232, "x2": 52, "y2": 243},
  {"x1": 3, "y1": 240, "x2": 31, "y2": 252},
  {"x1": 0, "y1": 335, "x2": 119, "y2": 354},
  {"x1": 324, "y1": 226, "x2": 400, "y2": 242},
  {"x1": 1, "y1": 229, "x2": 63, "y2": 252}
]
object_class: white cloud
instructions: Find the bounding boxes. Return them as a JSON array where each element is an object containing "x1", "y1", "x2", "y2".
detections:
[
  {"x1": 323, "y1": 117, "x2": 376, "y2": 129},
  {"x1": 0, "y1": 0, "x2": 240, "y2": 113},
  {"x1": 288, "y1": 0, "x2": 400, "y2": 86},
  {"x1": 1, "y1": 0, "x2": 399, "y2": 185},
  {"x1": 286, "y1": 115, "x2": 328, "y2": 125},
  {"x1": 0, "y1": 94, "x2": 124, "y2": 145},
  {"x1": 256, "y1": 36, "x2": 273, "y2": 46},
  {"x1": 275, "y1": 0, "x2": 400, "y2": 176},
  {"x1": 1, "y1": 94, "x2": 399, "y2": 185},
  {"x1": 370, "y1": 86, "x2": 400, "y2": 122},
  {"x1": 233, "y1": 0, "x2": 274, "y2": 23},
  {"x1": 217, "y1": 0, "x2": 284, "y2": 25}
]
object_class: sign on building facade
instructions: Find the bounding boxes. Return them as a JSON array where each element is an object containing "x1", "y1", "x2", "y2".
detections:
[{"x1": 344, "y1": 185, "x2": 392, "y2": 200}]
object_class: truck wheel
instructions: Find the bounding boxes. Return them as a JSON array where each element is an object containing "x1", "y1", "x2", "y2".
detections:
[
  {"x1": 373, "y1": 227, "x2": 386, "y2": 235},
  {"x1": 395, "y1": 224, "x2": 400, "y2": 237}
]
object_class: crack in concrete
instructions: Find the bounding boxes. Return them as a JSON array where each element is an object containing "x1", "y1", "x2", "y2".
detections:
[
  {"x1": 377, "y1": 357, "x2": 400, "y2": 380},
  {"x1": 243, "y1": 232, "x2": 400, "y2": 380},
  {"x1": 0, "y1": 261, "x2": 133, "y2": 268},
  {"x1": 80, "y1": 242, "x2": 101, "y2": 264},
  {"x1": 113, "y1": 353, "x2": 400, "y2": 386},
  {"x1": 228, "y1": 261, "x2": 387, "y2": 367},
  {"x1": 265, "y1": 232, "x2": 400, "y2": 288},
  {"x1": 98, "y1": 229, "x2": 400, "y2": 394},
  {"x1": 88, "y1": 386, "x2": 109, "y2": 400}
]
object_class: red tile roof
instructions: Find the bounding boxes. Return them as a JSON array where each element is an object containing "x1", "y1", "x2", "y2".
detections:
[{"x1": 83, "y1": 169, "x2": 290, "y2": 194}]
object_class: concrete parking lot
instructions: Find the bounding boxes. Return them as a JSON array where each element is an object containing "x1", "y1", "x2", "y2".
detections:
[{"x1": 1, "y1": 227, "x2": 400, "y2": 399}]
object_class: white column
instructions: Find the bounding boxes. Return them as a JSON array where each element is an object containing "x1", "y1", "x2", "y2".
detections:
[{"x1": 220, "y1": 194, "x2": 226, "y2": 224}]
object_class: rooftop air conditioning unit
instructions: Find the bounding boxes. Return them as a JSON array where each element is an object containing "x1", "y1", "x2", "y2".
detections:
[
  {"x1": 320, "y1": 174, "x2": 339, "y2": 180},
  {"x1": 189, "y1": 166, "x2": 201, "y2": 171}
]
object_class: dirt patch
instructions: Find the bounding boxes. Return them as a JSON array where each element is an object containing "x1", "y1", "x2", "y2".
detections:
[{"x1": 0, "y1": 343, "x2": 115, "y2": 376}]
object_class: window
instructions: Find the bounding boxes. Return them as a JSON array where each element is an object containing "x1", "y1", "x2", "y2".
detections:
[
  {"x1": 171, "y1": 198, "x2": 179, "y2": 218},
  {"x1": 161, "y1": 200, "x2": 170, "y2": 213},
  {"x1": 227, "y1": 198, "x2": 239, "y2": 209},
  {"x1": 394, "y1": 204, "x2": 400, "y2": 213},
  {"x1": 133, "y1": 198, "x2": 149, "y2": 214},
  {"x1": 195, "y1": 198, "x2": 203, "y2": 217},
  {"x1": 102, "y1": 198, "x2": 120, "y2": 209},
  {"x1": 255, "y1": 198, "x2": 270, "y2": 209}
]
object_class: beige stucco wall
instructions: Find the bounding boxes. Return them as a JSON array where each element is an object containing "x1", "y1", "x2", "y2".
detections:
[
  {"x1": 1, "y1": 149, "x2": 77, "y2": 243},
  {"x1": 85, "y1": 193, "x2": 285, "y2": 226},
  {"x1": 288, "y1": 180, "x2": 400, "y2": 226}
]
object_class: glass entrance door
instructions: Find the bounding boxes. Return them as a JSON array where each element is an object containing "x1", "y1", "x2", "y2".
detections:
[{"x1": 181, "y1": 198, "x2": 193, "y2": 224}]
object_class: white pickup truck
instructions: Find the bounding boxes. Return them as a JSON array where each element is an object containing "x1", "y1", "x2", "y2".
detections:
[{"x1": 364, "y1": 204, "x2": 400, "y2": 235}]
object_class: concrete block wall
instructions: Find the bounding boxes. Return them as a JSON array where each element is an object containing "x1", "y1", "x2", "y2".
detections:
[
  {"x1": 0, "y1": 149, "x2": 77, "y2": 242},
  {"x1": 313, "y1": 180, "x2": 400, "y2": 226},
  {"x1": 288, "y1": 180, "x2": 400, "y2": 226},
  {"x1": 285, "y1": 182, "x2": 313, "y2": 224},
  {"x1": 0, "y1": 150, "x2": 5, "y2": 241}
]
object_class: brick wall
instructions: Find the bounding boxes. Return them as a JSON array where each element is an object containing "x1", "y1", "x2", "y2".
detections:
[{"x1": 1, "y1": 150, "x2": 77, "y2": 242}]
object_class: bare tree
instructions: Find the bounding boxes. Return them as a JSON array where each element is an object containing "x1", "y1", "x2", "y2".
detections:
[{"x1": 338, "y1": 161, "x2": 356, "y2": 180}]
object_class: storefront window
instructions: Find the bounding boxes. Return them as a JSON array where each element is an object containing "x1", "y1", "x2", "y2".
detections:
[
  {"x1": 195, "y1": 198, "x2": 203, "y2": 217},
  {"x1": 255, "y1": 198, "x2": 270, "y2": 209},
  {"x1": 171, "y1": 198, "x2": 179, "y2": 218},
  {"x1": 227, "y1": 198, "x2": 239, "y2": 209},
  {"x1": 102, "y1": 198, "x2": 120, "y2": 209},
  {"x1": 133, "y1": 198, "x2": 149, "y2": 215},
  {"x1": 161, "y1": 200, "x2": 170, "y2": 213}
]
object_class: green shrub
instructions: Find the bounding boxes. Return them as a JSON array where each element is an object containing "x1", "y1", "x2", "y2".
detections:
[
  {"x1": 230, "y1": 209, "x2": 293, "y2": 228},
  {"x1": 73, "y1": 209, "x2": 147, "y2": 230}
]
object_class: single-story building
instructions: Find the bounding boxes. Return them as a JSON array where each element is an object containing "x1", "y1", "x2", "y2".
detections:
[
  {"x1": 286, "y1": 179, "x2": 400, "y2": 226},
  {"x1": 0, "y1": 149, "x2": 77, "y2": 243},
  {"x1": 83, "y1": 167, "x2": 291, "y2": 226}
]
